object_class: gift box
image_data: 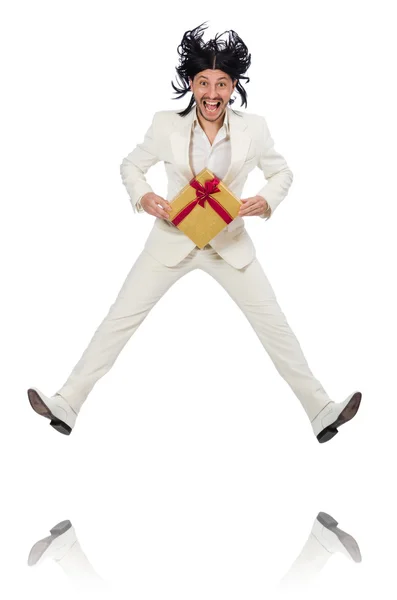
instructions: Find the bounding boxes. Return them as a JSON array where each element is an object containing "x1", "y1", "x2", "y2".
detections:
[{"x1": 168, "y1": 168, "x2": 242, "y2": 248}]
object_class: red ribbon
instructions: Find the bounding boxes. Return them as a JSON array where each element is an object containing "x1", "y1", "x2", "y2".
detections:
[{"x1": 171, "y1": 176, "x2": 233, "y2": 227}]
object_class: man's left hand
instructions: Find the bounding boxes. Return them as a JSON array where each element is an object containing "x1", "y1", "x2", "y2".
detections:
[{"x1": 238, "y1": 195, "x2": 269, "y2": 217}]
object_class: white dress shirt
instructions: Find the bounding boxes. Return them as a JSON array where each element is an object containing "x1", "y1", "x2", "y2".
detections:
[{"x1": 189, "y1": 106, "x2": 231, "y2": 180}]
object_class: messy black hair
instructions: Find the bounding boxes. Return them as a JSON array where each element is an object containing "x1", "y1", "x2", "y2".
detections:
[{"x1": 171, "y1": 21, "x2": 251, "y2": 117}]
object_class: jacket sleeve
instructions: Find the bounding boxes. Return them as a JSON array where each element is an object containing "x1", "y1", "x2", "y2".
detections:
[
  {"x1": 120, "y1": 113, "x2": 161, "y2": 214},
  {"x1": 256, "y1": 116, "x2": 294, "y2": 220}
]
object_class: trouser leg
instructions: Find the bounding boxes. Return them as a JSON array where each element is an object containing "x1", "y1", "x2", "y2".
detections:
[
  {"x1": 200, "y1": 250, "x2": 331, "y2": 421},
  {"x1": 56, "y1": 249, "x2": 193, "y2": 412}
]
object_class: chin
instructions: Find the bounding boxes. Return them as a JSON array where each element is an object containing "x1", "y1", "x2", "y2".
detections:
[{"x1": 199, "y1": 104, "x2": 225, "y2": 120}]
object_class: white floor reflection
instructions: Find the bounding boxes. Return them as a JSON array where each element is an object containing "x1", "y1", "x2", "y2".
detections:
[
  {"x1": 278, "y1": 510, "x2": 361, "y2": 594},
  {"x1": 28, "y1": 519, "x2": 106, "y2": 594},
  {"x1": 28, "y1": 510, "x2": 361, "y2": 595}
]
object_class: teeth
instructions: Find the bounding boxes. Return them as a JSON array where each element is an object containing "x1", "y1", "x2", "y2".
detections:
[{"x1": 204, "y1": 101, "x2": 219, "y2": 112}]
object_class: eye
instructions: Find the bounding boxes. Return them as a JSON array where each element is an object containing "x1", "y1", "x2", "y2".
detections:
[{"x1": 198, "y1": 81, "x2": 226, "y2": 87}]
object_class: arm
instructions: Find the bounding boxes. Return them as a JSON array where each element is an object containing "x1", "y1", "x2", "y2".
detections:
[
  {"x1": 120, "y1": 113, "x2": 161, "y2": 214},
  {"x1": 256, "y1": 116, "x2": 294, "y2": 220}
]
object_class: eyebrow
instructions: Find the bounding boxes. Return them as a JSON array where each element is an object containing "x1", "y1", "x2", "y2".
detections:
[{"x1": 198, "y1": 76, "x2": 228, "y2": 81}]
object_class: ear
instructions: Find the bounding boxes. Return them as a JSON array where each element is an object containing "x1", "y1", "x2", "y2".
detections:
[{"x1": 189, "y1": 77, "x2": 193, "y2": 92}]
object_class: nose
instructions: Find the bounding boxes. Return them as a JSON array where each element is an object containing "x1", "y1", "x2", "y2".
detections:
[{"x1": 207, "y1": 84, "x2": 219, "y2": 98}]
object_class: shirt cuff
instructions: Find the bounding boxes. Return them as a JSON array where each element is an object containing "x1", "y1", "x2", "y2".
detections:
[
  {"x1": 259, "y1": 198, "x2": 272, "y2": 220},
  {"x1": 135, "y1": 197, "x2": 145, "y2": 213}
]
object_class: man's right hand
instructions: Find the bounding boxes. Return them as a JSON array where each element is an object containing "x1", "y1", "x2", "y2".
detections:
[{"x1": 140, "y1": 192, "x2": 173, "y2": 220}]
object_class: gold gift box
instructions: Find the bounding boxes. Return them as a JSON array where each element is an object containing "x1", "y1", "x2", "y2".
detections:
[{"x1": 167, "y1": 168, "x2": 242, "y2": 248}]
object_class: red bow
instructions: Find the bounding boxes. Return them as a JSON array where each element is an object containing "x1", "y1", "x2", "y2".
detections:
[{"x1": 171, "y1": 176, "x2": 233, "y2": 227}]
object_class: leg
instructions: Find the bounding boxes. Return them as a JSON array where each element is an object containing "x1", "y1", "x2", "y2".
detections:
[
  {"x1": 55, "y1": 249, "x2": 195, "y2": 412},
  {"x1": 200, "y1": 250, "x2": 331, "y2": 421}
]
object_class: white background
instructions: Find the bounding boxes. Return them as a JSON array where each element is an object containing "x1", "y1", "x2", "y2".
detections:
[{"x1": 1, "y1": 1, "x2": 396, "y2": 598}]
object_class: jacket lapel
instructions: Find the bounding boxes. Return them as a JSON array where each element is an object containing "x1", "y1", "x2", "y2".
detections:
[
  {"x1": 223, "y1": 109, "x2": 251, "y2": 187},
  {"x1": 169, "y1": 106, "x2": 252, "y2": 185},
  {"x1": 169, "y1": 109, "x2": 196, "y2": 182}
]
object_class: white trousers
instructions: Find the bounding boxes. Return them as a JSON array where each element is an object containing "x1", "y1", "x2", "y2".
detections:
[{"x1": 56, "y1": 245, "x2": 331, "y2": 420}]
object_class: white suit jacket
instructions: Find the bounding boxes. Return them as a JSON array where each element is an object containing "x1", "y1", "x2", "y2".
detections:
[{"x1": 120, "y1": 106, "x2": 293, "y2": 268}]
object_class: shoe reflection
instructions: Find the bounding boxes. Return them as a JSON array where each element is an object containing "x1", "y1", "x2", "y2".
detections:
[
  {"x1": 29, "y1": 511, "x2": 361, "y2": 594},
  {"x1": 278, "y1": 511, "x2": 361, "y2": 593},
  {"x1": 28, "y1": 519, "x2": 105, "y2": 592}
]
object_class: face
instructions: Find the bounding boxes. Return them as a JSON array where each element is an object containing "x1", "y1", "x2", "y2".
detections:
[{"x1": 189, "y1": 69, "x2": 237, "y2": 124}]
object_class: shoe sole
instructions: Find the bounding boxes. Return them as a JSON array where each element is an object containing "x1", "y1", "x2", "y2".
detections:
[
  {"x1": 28, "y1": 520, "x2": 72, "y2": 566},
  {"x1": 317, "y1": 511, "x2": 362, "y2": 562},
  {"x1": 27, "y1": 388, "x2": 72, "y2": 435},
  {"x1": 317, "y1": 391, "x2": 362, "y2": 443}
]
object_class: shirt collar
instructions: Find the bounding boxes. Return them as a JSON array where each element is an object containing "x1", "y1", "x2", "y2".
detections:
[{"x1": 192, "y1": 105, "x2": 230, "y2": 135}]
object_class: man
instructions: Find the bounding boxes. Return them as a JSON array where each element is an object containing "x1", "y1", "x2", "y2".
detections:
[{"x1": 27, "y1": 22, "x2": 361, "y2": 442}]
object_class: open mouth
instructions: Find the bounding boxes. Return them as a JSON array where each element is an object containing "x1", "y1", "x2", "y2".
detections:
[{"x1": 203, "y1": 100, "x2": 221, "y2": 114}]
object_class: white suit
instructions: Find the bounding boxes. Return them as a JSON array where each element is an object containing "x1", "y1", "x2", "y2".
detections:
[{"x1": 55, "y1": 106, "x2": 332, "y2": 424}]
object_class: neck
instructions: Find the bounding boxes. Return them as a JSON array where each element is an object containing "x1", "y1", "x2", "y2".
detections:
[{"x1": 196, "y1": 106, "x2": 226, "y2": 137}]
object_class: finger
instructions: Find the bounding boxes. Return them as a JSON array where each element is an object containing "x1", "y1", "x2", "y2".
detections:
[
  {"x1": 149, "y1": 204, "x2": 162, "y2": 218},
  {"x1": 246, "y1": 205, "x2": 261, "y2": 215},
  {"x1": 156, "y1": 207, "x2": 171, "y2": 219},
  {"x1": 158, "y1": 201, "x2": 172, "y2": 215},
  {"x1": 239, "y1": 200, "x2": 250, "y2": 210},
  {"x1": 239, "y1": 203, "x2": 255, "y2": 214},
  {"x1": 152, "y1": 202, "x2": 169, "y2": 218},
  {"x1": 241, "y1": 202, "x2": 261, "y2": 216},
  {"x1": 239, "y1": 200, "x2": 253, "y2": 210}
]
